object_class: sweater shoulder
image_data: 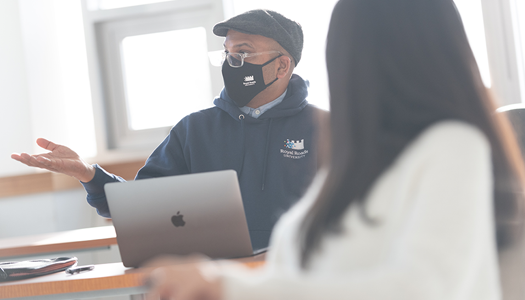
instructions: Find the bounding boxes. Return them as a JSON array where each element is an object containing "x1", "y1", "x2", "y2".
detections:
[
  {"x1": 392, "y1": 120, "x2": 491, "y2": 176},
  {"x1": 413, "y1": 120, "x2": 489, "y2": 155}
]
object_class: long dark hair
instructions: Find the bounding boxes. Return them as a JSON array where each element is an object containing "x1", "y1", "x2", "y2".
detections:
[{"x1": 300, "y1": 0, "x2": 525, "y2": 268}]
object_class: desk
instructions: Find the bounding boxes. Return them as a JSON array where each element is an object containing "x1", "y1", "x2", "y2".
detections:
[
  {"x1": 0, "y1": 257, "x2": 265, "y2": 299},
  {"x1": 0, "y1": 226, "x2": 117, "y2": 260}
]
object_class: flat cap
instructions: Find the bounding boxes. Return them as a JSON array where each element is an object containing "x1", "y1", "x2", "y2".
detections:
[{"x1": 213, "y1": 9, "x2": 303, "y2": 66}]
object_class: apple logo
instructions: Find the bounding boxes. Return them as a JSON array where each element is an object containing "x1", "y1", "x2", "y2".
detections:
[{"x1": 171, "y1": 211, "x2": 186, "y2": 227}]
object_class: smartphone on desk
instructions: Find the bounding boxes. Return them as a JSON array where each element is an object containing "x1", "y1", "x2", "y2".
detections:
[{"x1": 66, "y1": 265, "x2": 95, "y2": 275}]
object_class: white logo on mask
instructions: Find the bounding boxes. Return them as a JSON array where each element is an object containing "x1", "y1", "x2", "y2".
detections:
[{"x1": 243, "y1": 75, "x2": 256, "y2": 86}]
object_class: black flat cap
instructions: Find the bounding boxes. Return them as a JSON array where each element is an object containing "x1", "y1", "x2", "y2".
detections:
[{"x1": 213, "y1": 9, "x2": 303, "y2": 66}]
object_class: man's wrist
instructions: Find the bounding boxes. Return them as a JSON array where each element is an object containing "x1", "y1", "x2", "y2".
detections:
[{"x1": 78, "y1": 164, "x2": 96, "y2": 183}]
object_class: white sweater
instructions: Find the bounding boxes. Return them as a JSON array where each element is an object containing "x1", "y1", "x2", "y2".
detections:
[{"x1": 219, "y1": 121, "x2": 501, "y2": 300}]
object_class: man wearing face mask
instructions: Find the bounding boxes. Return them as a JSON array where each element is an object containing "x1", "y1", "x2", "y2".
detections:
[{"x1": 11, "y1": 9, "x2": 325, "y2": 251}]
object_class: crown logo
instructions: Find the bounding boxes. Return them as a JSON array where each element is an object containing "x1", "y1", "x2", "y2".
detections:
[
  {"x1": 284, "y1": 139, "x2": 305, "y2": 150},
  {"x1": 244, "y1": 76, "x2": 254, "y2": 82}
]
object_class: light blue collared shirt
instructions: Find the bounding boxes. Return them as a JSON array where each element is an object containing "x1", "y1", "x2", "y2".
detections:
[{"x1": 239, "y1": 89, "x2": 287, "y2": 119}]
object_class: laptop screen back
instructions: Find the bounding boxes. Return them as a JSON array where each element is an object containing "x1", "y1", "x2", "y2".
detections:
[{"x1": 104, "y1": 170, "x2": 253, "y2": 267}]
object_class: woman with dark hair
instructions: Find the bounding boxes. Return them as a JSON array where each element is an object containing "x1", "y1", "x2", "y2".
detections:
[{"x1": 144, "y1": 0, "x2": 525, "y2": 299}]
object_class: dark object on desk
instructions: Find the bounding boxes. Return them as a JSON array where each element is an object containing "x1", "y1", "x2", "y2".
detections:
[
  {"x1": 0, "y1": 256, "x2": 77, "y2": 281},
  {"x1": 66, "y1": 264, "x2": 94, "y2": 275}
]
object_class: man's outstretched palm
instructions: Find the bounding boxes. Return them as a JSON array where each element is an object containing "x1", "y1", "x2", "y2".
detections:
[{"x1": 11, "y1": 138, "x2": 95, "y2": 182}]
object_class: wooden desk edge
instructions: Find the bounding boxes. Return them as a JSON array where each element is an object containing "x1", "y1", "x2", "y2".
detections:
[
  {"x1": 0, "y1": 272, "x2": 143, "y2": 299},
  {"x1": 0, "y1": 261, "x2": 265, "y2": 299}
]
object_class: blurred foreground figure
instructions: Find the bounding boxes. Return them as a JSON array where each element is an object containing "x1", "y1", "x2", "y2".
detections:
[{"x1": 144, "y1": 1, "x2": 525, "y2": 299}]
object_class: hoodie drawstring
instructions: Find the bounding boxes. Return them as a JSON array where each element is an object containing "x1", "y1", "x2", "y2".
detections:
[
  {"x1": 238, "y1": 114, "x2": 246, "y2": 177},
  {"x1": 261, "y1": 118, "x2": 273, "y2": 190}
]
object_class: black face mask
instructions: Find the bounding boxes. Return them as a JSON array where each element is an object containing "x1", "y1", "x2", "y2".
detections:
[{"x1": 222, "y1": 55, "x2": 281, "y2": 107}]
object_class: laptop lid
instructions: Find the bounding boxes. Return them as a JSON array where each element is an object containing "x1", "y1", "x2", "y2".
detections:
[{"x1": 104, "y1": 169, "x2": 253, "y2": 267}]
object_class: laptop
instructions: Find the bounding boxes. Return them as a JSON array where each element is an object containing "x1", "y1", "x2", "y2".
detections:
[{"x1": 104, "y1": 169, "x2": 255, "y2": 267}]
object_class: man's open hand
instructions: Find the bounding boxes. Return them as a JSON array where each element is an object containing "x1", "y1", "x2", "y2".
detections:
[{"x1": 11, "y1": 138, "x2": 96, "y2": 183}]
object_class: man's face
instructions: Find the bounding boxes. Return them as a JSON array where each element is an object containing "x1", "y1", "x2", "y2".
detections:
[{"x1": 223, "y1": 30, "x2": 282, "y2": 85}]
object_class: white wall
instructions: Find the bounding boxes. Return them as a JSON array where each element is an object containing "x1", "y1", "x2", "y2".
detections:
[
  {"x1": 0, "y1": 0, "x2": 35, "y2": 177},
  {"x1": 0, "y1": 0, "x2": 97, "y2": 180},
  {"x1": 18, "y1": 0, "x2": 97, "y2": 159},
  {"x1": 0, "y1": 189, "x2": 95, "y2": 239}
]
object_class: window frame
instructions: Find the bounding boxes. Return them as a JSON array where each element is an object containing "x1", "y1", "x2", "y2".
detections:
[
  {"x1": 81, "y1": 0, "x2": 225, "y2": 157},
  {"x1": 480, "y1": 0, "x2": 524, "y2": 106}
]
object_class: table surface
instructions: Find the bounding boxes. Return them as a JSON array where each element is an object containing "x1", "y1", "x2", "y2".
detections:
[
  {"x1": 0, "y1": 226, "x2": 117, "y2": 259},
  {"x1": 0, "y1": 256, "x2": 265, "y2": 299}
]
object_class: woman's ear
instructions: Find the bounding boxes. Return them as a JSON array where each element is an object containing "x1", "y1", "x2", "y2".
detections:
[{"x1": 276, "y1": 56, "x2": 292, "y2": 79}]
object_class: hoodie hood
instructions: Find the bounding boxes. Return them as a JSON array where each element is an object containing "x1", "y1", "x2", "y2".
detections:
[{"x1": 214, "y1": 74, "x2": 309, "y2": 121}]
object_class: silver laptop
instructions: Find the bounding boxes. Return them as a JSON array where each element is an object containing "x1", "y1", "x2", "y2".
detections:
[{"x1": 104, "y1": 169, "x2": 254, "y2": 267}]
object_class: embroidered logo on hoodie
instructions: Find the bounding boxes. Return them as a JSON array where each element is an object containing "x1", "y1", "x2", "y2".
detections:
[
  {"x1": 281, "y1": 139, "x2": 308, "y2": 159},
  {"x1": 284, "y1": 139, "x2": 304, "y2": 150}
]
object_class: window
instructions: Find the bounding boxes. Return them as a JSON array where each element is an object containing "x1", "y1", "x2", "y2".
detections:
[
  {"x1": 82, "y1": 0, "x2": 225, "y2": 153},
  {"x1": 121, "y1": 28, "x2": 212, "y2": 131}
]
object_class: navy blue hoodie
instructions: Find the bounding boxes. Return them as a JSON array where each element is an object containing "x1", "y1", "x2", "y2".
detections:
[{"x1": 83, "y1": 74, "x2": 325, "y2": 250}]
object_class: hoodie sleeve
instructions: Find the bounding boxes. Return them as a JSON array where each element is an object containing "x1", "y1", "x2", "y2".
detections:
[
  {"x1": 81, "y1": 123, "x2": 190, "y2": 218},
  {"x1": 81, "y1": 164, "x2": 126, "y2": 218}
]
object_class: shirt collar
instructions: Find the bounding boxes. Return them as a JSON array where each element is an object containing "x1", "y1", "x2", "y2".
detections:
[{"x1": 239, "y1": 89, "x2": 287, "y2": 119}]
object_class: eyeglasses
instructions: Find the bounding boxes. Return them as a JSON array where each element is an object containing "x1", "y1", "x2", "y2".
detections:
[{"x1": 208, "y1": 50, "x2": 282, "y2": 68}]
